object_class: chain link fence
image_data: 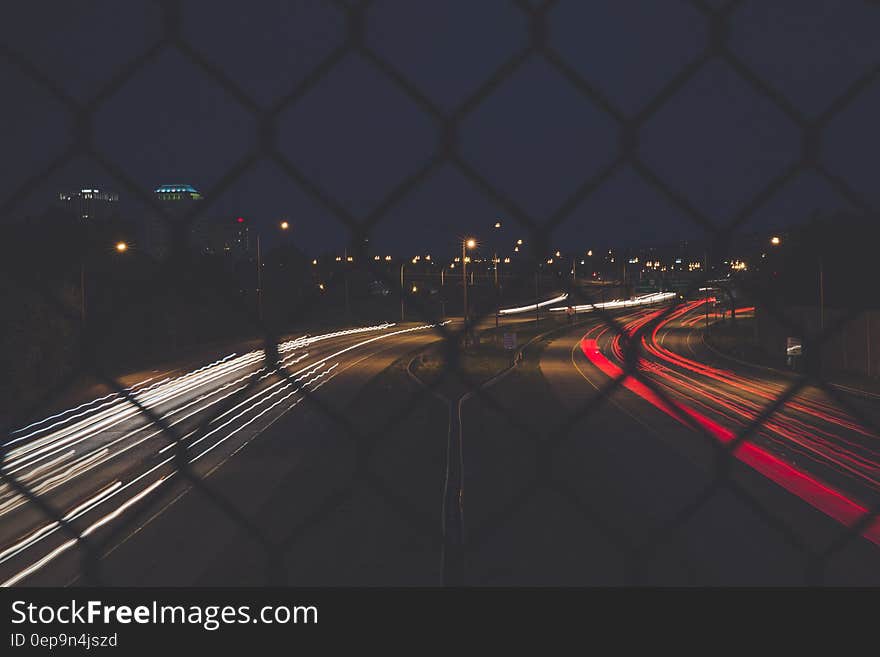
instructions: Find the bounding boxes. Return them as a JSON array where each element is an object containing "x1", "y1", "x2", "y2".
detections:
[{"x1": 1, "y1": 0, "x2": 879, "y2": 585}]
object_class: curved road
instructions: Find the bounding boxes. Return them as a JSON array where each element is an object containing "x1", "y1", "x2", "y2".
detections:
[{"x1": 540, "y1": 302, "x2": 880, "y2": 584}]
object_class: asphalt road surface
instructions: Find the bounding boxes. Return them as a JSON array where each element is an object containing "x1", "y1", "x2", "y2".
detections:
[
  {"x1": 6, "y1": 300, "x2": 880, "y2": 586},
  {"x1": 539, "y1": 301, "x2": 880, "y2": 584},
  {"x1": 1, "y1": 321, "x2": 449, "y2": 586}
]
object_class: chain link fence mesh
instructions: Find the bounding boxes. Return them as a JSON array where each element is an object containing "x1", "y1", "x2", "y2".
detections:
[{"x1": 1, "y1": 0, "x2": 879, "y2": 585}]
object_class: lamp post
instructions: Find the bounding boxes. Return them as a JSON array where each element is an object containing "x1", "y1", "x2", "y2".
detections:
[
  {"x1": 771, "y1": 234, "x2": 822, "y2": 333},
  {"x1": 440, "y1": 266, "x2": 446, "y2": 319},
  {"x1": 704, "y1": 251, "x2": 709, "y2": 331},
  {"x1": 491, "y1": 221, "x2": 503, "y2": 329},
  {"x1": 818, "y1": 255, "x2": 824, "y2": 332},
  {"x1": 80, "y1": 260, "x2": 86, "y2": 328},
  {"x1": 400, "y1": 262, "x2": 405, "y2": 322},
  {"x1": 343, "y1": 248, "x2": 351, "y2": 322},
  {"x1": 495, "y1": 253, "x2": 502, "y2": 328},
  {"x1": 463, "y1": 238, "x2": 476, "y2": 340},
  {"x1": 535, "y1": 262, "x2": 540, "y2": 329},
  {"x1": 82, "y1": 241, "x2": 128, "y2": 330},
  {"x1": 256, "y1": 233, "x2": 263, "y2": 321},
  {"x1": 256, "y1": 221, "x2": 290, "y2": 322}
]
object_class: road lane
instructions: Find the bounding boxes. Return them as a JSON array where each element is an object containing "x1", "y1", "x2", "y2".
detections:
[
  {"x1": 540, "y1": 304, "x2": 880, "y2": 583},
  {"x1": 1, "y1": 321, "x2": 449, "y2": 586}
]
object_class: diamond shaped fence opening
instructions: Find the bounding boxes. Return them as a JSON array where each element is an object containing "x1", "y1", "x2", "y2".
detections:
[{"x1": 1, "y1": 0, "x2": 879, "y2": 587}]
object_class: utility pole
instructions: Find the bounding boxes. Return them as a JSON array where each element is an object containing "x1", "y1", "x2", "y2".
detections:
[
  {"x1": 462, "y1": 241, "x2": 468, "y2": 341},
  {"x1": 400, "y1": 262, "x2": 405, "y2": 322},
  {"x1": 343, "y1": 247, "x2": 351, "y2": 322},
  {"x1": 440, "y1": 266, "x2": 445, "y2": 320},
  {"x1": 80, "y1": 260, "x2": 87, "y2": 329},
  {"x1": 818, "y1": 255, "x2": 825, "y2": 332},
  {"x1": 494, "y1": 252, "x2": 499, "y2": 329},
  {"x1": 257, "y1": 233, "x2": 263, "y2": 322},
  {"x1": 535, "y1": 265, "x2": 540, "y2": 329}
]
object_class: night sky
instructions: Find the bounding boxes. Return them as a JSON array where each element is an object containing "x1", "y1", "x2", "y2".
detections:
[{"x1": 2, "y1": 0, "x2": 878, "y2": 257}]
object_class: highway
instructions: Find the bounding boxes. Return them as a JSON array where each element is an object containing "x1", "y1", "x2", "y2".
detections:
[
  {"x1": 6, "y1": 297, "x2": 880, "y2": 586},
  {"x1": 0, "y1": 321, "x2": 448, "y2": 586},
  {"x1": 539, "y1": 301, "x2": 880, "y2": 583}
]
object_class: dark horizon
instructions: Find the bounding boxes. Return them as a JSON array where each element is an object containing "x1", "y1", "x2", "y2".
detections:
[{"x1": 3, "y1": 1, "x2": 877, "y2": 256}]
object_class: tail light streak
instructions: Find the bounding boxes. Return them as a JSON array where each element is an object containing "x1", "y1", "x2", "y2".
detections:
[{"x1": 578, "y1": 302, "x2": 880, "y2": 545}]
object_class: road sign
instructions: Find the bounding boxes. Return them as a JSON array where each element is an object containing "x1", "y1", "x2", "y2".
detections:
[{"x1": 503, "y1": 332, "x2": 517, "y2": 350}]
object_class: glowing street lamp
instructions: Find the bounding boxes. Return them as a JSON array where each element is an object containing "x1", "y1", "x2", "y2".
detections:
[
  {"x1": 280, "y1": 220, "x2": 290, "y2": 230},
  {"x1": 463, "y1": 237, "x2": 477, "y2": 333},
  {"x1": 83, "y1": 241, "x2": 128, "y2": 328},
  {"x1": 770, "y1": 236, "x2": 781, "y2": 246}
]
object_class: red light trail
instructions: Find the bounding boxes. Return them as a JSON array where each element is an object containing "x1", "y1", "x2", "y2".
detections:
[{"x1": 577, "y1": 300, "x2": 880, "y2": 546}]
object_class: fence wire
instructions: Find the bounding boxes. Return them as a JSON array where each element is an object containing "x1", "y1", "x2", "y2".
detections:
[{"x1": 1, "y1": 0, "x2": 879, "y2": 586}]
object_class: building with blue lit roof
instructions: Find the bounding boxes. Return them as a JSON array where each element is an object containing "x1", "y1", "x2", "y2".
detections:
[
  {"x1": 142, "y1": 183, "x2": 203, "y2": 258},
  {"x1": 154, "y1": 184, "x2": 202, "y2": 202}
]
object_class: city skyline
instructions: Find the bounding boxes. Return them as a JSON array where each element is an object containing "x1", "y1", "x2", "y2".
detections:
[{"x1": 3, "y1": 2, "x2": 876, "y2": 255}]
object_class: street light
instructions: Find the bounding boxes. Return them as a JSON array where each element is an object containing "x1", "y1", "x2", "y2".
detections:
[
  {"x1": 82, "y1": 241, "x2": 129, "y2": 329},
  {"x1": 489, "y1": 226, "x2": 505, "y2": 327},
  {"x1": 770, "y1": 236, "x2": 781, "y2": 246},
  {"x1": 255, "y1": 220, "x2": 293, "y2": 322},
  {"x1": 462, "y1": 237, "x2": 477, "y2": 339},
  {"x1": 400, "y1": 261, "x2": 406, "y2": 321}
]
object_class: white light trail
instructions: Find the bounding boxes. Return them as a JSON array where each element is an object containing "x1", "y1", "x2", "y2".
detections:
[
  {"x1": 548, "y1": 291, "x2": 677, "y2": 313},
  {"x1": 0, "y1": 320, "x2": 446, "y2": 586},
  {"x1": 498, "y1": 293, "x2": 569, "y2": 315}
]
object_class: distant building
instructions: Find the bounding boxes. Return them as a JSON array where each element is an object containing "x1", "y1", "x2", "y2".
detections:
[
  {"x1": 192, "y1": 215, "x2": 253, "y2": 259},
  {"x1": 143, "y1": 183, "x2": 202, "y2": 259},
  {"x1": 58, "y1": 188, "x2": 118, "y2": 221},
  {"x1": 154, "y1": 183, "x2": 202, "y2": 203}
]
